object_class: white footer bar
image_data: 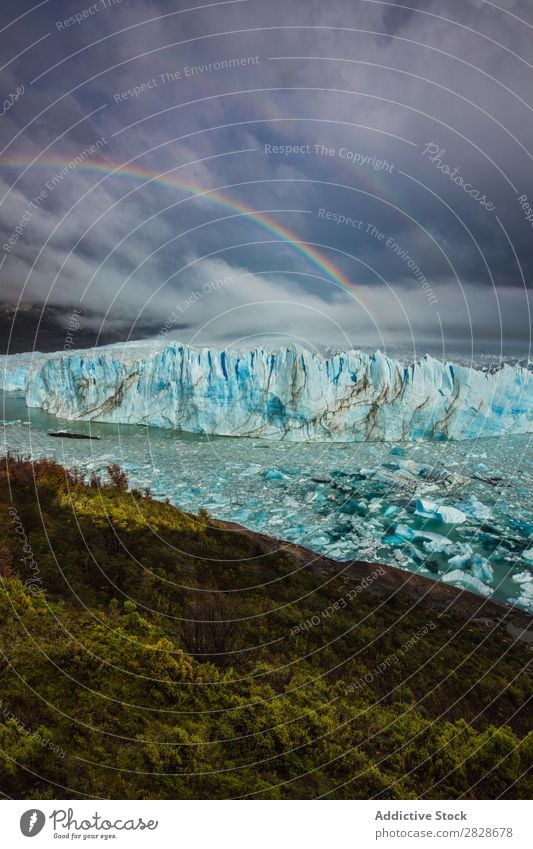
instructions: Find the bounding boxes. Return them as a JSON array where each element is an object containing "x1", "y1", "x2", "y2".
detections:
[{"x1": 3, "y1": 799, "x2": 529, "y2": 848}]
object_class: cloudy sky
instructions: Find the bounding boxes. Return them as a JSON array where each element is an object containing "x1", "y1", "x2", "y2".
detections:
[{"x1": 0, "y1": 0, "x2": 532, "y2": 356}]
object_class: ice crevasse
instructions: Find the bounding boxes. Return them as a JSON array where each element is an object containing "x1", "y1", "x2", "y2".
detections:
[{"x1": 1, "y1": 341, "x2": 532, "y2": 442}]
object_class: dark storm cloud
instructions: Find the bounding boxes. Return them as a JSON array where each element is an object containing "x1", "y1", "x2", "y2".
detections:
[
  {"x1": 0, "y1": 0, "x2": 531, "y2": 353},
  {"x1": 379, "y1": 0, "x2": 430, "y2": 36}
]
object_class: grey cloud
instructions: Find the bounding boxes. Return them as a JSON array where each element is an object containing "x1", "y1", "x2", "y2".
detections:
[{"x1": 0, "y1": 0, "x2": 531, "y2": 354}]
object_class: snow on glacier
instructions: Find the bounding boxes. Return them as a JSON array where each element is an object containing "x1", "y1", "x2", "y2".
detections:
[{"x1": 1, "y1": 340, "x2": 532, "y2": 441}]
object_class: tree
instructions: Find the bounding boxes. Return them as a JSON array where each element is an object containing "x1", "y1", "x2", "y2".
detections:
[{"x1": 106, "y1": 463, "x2": 128, "y2": 492}]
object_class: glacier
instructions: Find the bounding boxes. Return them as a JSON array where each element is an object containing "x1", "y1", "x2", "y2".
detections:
[{"x1": 1, "y1": 340, "x2": 532, "y2": 441}]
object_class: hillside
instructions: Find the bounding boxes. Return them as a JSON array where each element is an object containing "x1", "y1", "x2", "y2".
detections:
[{"x1": 0, "y1": 456, "x2": 531, "y2": 799}]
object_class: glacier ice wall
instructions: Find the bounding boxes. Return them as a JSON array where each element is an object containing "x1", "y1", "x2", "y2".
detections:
[{"x1": 1, "y1": 341, "x2": 532, "y2": 441}]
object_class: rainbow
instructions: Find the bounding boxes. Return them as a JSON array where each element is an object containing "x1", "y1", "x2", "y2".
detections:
[{"x1": 0, "y1": 152, "x2": 393, "y2": 302}]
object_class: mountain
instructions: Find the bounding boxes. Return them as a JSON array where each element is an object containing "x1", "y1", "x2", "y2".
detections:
[{"x1": 0, "y1": 303, "x2": 180, "y2": 355}]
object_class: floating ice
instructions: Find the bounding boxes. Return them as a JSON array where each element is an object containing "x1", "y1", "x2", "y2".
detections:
[
  {"x1": 264, "y1": 468, "x2": 289, "y2": 481},
  {"x1": 513, "y1": 571, "x2": 533, "y2": 586},
  {"x1": 441, "y1": 569, "x2": 492, "y2": 596},
  {"x1": 240, "y1": 464, "x2": 263, "y2": 477},
  {"x1": 508, "y1": 571, "x2": 533, "y2": 612},
  {"x1": 415, "y1": 499, "x2": 467, "y2": 524},
  {"x1": 446, "y1": 544, "x2": 476, "y2": 572},
  {"x1": 419, "y1": 531, "x2": 454, "y2": 547},
  {"x1": 399, "y1": 460, "x2": 427, "y2": 476},
  {"x1": 458, "y1": 497, "x2": 492, "y2": 521},
  {"x1": 470, "y1": 556, "x2": 494, "y2": 584},
  {"x1": 393, "y1": 523, "x2": 417, "y2": 542},
  {"x1": 390, "y1": 446, "x2": 405, "y2": 456}
]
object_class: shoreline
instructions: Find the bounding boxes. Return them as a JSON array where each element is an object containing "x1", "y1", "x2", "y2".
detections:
[{"x1": 216, "y1": 516, "x2": 533, "y2": 634}]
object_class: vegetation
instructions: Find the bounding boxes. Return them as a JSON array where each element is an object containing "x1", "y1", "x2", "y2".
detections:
[{"x1": 0, "y1": 456, "x2": 531, "y2": 799}]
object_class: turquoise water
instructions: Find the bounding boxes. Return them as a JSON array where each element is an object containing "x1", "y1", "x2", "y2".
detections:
[{"x1": 2, "y1": 391, "x2": 532, "y2": 612}]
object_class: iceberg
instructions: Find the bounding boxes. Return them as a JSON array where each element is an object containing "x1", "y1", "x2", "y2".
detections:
[
  {"x1": 415, "y1": 499, "x2": 467, "y2": 524},
  {"x1": 1, "y1": 340, "x2": 532, "y2": 442},
  {"x1": 508, "y1": 571, "x2": 533, "y2": 613},
  {"x1": 441, "y1": 569, "x2": 492, "y2": 597},
  {"x1": 470, "y1": 556, "x2": 494, "y2": 584},
  {"x1": 444, "y1": 545, "x2": 494, "y2": 583},
  {"x1": 389, "y1": 446, "x2": 405, "y2": 456},
  {"x1": 458, "y1": 497, "x2": 492, "y2": 521}
]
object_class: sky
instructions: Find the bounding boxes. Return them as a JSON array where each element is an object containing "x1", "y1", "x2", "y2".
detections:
[{"x1": 0, "y1": 0, "x2": 532, "y2": 357}]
